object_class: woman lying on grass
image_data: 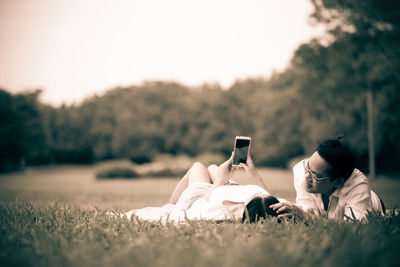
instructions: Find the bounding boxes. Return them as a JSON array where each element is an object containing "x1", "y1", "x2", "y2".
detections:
[
  {"x1": 118, "y1": 153, "x2": 284, "y2": 224},
  {"x1": 116, "y1": 139, "x2": 385, "y2": 224}
]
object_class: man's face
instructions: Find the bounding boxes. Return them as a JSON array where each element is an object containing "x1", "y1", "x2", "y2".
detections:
[{"x1": 304, "y1": 151, "x2": 337, "y2": 194}]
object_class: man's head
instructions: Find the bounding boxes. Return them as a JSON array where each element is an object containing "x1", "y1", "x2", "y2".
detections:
[
  {"x1": 304, "y1": 139, "x2": 356, "y2": 194},
  {"x1": 317, "y1": 139, "x2": 356, "y2": 180}
]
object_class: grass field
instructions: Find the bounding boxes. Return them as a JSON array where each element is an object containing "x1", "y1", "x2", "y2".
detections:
[
  {"x1": 0, "y1": 164, "x2": 299, "y2": 209},
  {"x1": 1, "y1": 164, "x2": 400, "y2": 267}
]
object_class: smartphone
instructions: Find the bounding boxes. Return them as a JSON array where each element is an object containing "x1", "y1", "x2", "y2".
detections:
[{"x1": 232, "y1": 136, "x2": 251, "y2": 167}]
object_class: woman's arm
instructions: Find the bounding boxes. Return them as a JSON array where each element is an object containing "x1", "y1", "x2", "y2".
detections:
[{"x1": 239, "y1": 154, "x2": 269, "y2": 192}]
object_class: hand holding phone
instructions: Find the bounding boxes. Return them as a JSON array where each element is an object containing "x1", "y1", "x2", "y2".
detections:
[{"x1": 232, "y1": 136, "x2": 251, "y2": 167}]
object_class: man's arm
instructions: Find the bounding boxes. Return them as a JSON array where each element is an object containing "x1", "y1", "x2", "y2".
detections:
[
  {"x1": 293, "y1": 160, "x2": 317, "y2": 211},
  {"x1": 343, "y1": 183, "x2": 372, "y2": 220},
  {"x1": 270, "y1": 201, "x2": 310, "y2": 219},
  {"x1": 270, "y1": 160, "x2": 320, "y2": 220}
]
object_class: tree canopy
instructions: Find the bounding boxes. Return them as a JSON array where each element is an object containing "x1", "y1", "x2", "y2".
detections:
[{"x1": 1, "y1": 0, "x2": 399, "y2": 173}]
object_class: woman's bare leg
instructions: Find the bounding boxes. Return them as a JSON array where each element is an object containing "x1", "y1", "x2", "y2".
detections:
[
  {"x1": 168, "y1": 162, "x2": 211, "y2": 204},
  {"x1": 167, "y1": 171, "x2": 190, "y2": 204},
  {"x1": 207, "y1": 164, "x2": 220, "y2": 184},
  {"x1": 208, "y1": 155, "x2": 236, "y2": 185}
]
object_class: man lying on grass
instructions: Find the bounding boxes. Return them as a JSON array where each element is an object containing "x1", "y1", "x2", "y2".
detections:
[
  {"x1": 270, "y1": 138, "x2": 385, "y2": 221},
  {"x1": 119, "y1": 153, "x2": 283, "y2": 224}
]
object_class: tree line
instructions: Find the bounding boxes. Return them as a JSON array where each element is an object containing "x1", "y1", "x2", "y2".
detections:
[{"x1": 1, "y1": 0, "x2": 399, "y2": 173}]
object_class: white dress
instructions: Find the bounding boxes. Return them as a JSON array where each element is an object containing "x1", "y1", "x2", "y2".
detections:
[{"x1": 121, "y1": 183, "x2": 284, "y2": 224}]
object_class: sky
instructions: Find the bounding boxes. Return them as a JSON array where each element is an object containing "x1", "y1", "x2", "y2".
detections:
[{"x1": 0, "y1": 0, "x2": 323, "y2": 106}]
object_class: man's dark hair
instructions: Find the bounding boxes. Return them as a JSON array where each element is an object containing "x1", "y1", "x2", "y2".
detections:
[{"x1": 316, "y1": 138, "x2": 356, "y2": 180}]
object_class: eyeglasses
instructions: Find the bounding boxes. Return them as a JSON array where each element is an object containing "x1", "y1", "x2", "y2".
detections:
[{"x1": 303, "y1": 159, "x2": 332, "y2": 182}]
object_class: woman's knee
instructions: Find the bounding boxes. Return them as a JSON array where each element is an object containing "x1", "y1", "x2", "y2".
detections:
[
  {"x1": 187, "y1": 162, "x2": 211, "y2": 184},
  {"x1": 207, "y1": 164, "x2": 218, "y2": 172},
  {"x1": 191, "y1": 162, "x2": 206, "y2": 171}
]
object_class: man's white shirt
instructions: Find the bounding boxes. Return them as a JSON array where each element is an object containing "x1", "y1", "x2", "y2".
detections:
[{"x1": 293, "y1": 159, "x2": 384, "y2": 220}]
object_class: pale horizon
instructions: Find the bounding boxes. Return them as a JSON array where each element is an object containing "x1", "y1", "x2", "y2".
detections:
[{"x1": 0, "y1": 0, "x2": 324, "y2": 106}]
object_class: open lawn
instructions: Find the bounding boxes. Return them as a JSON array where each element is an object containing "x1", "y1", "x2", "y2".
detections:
[
  {"x1": 0, "y1": 165, "x2": 299, "y2": 210},
  {"x1": 1, "y1": 165, "x2": 400, "y2": 267},
  {"x1": 1, "y1": 164, "x2": 399, "y2": 209}
]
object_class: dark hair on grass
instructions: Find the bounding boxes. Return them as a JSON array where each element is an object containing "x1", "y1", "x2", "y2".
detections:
[
  {"x1": 242, "y1": 195, "x2": 280, "y2": 223},
  {"x1": 316, "y1": 137, "x2": 356, "y2": 180}
]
